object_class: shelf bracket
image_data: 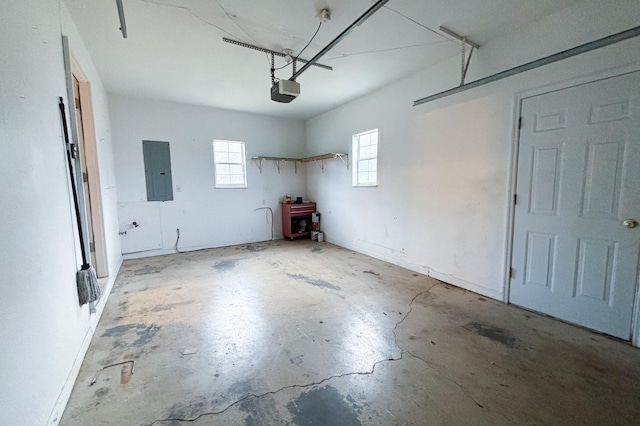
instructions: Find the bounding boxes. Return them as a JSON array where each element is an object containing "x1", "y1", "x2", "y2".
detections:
[
  {"x1": 318, "y1": 159, "x2": 325, "y2": 172},
  {"x1": 275, "y1": 159, "x2": 285, "y2": 174},
  {"x1": 253, "y1": 157, "x2": 265, "y2": 174},
  {"x1": 294, "y1": 161, "x2": 298, "y2": 174},
  {"x1": 335, "y1": 153, "x2": 349, "y2": 170}
]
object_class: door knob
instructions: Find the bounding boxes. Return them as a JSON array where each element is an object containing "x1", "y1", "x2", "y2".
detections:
[{"x1": 623, "y1": 219, "x2": 638, "y2": 229}]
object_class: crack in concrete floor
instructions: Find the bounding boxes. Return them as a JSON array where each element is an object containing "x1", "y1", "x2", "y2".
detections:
[
  {"x1": 392, "y1": 285, "x2": 520, "y2": 426},
  {"x1": 401, "y1": 348, "x2": 520, "y2": 426},
  {"x1": 147, "y1": 283, "x2": 448, "y2": 425},
  {"x1": 64, "y1": 241, "x2": 640, "y2": 425}
]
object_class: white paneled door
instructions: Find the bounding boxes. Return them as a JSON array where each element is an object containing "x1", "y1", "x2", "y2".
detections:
[{"x1": 511, "y1": 72, "x2": 640, "y2": 340}]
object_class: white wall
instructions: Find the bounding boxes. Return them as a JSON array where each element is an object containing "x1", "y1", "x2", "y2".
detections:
[
  {"x1": 305, "y1": 0, "x2": 640, "y2": 301},
  {"x1": 109, "y1": 95, "x2": 307, "y2": 257},
  {"x1": 0, "y1": 1, "x2": 121, "y2": 424}
]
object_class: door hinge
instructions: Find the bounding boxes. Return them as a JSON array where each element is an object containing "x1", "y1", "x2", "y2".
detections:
[
  {"x1": 89, "y1": 241, "x2": 95, "y2": 252},
  {"x1": 71, "y1": 143, "x2": 80, "y2": 159},
  {"x1": 509, "y1": 267, "x2": 514, "y2": 279},
  {"x1": 82, "y1": 172, "x2": 89, "y2": 183},
  {"x1": 518, "y1": 117, "x2": 523, "y2": 129},
  {"x1": 75, "y1": 98, "x2": 81, "y2": 109},
  {"x1": 513, "y1": 194, "x2": 517, "y2": 205}
]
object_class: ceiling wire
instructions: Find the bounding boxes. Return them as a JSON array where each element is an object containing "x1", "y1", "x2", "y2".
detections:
[
  {"x1": 323, "y1": 39, "x2": 451, "y2": 61},
  {"x1": 374, "y1": 2, "x2": 458, "y2": 44},
  {"x1": 214, "y1": 0, "x2": 272, "y2": 66},
  {"x1": 273, "y1": 22, "x2": 323, "y2": 71},
  {"x1": 140, "y1": 0, "x2": 460, "y2": 71},
  {"x1": 139, "y1": 0, "x2": 239, "y2": 40}
]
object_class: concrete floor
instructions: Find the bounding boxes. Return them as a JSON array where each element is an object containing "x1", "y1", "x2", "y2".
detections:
[{"x1": 61, "y1": 240, "x2": 640, "y2": 425}]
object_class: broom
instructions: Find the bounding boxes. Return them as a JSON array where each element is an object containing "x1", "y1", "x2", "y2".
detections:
[{"x1": 58, "y1": 97, "x2": 101, "y2": 305}]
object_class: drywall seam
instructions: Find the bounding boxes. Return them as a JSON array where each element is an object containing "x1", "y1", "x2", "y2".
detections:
[{"x1": 46, "y1": 256, "x2": 123, "y2": 426}]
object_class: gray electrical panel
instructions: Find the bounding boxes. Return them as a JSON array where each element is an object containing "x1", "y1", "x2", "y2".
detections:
[{"x1": 143, "y1": 140, "x2": 173, "y2": 201}]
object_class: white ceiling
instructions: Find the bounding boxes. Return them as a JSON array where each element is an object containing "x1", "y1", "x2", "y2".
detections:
[{"x1": 65, "y1": 0, "x2": 581, "y2": 120}]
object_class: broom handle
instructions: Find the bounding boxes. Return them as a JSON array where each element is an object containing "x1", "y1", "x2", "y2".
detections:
[{"x1": 58, "y1": 97, "x2": 89, "y2": 267}]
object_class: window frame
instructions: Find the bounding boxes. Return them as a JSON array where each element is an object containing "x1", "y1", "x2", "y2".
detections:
[
  {"x1": 351, "y1": 129, "x2": 379, "y2": 187},
  {"x1": 212, "y1": 139, "x2": 248, "y2": 189}
]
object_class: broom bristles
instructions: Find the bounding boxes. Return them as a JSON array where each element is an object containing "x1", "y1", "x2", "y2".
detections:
[{"x1": 77, "y1": 264, "x2": 101, "y2": 305}]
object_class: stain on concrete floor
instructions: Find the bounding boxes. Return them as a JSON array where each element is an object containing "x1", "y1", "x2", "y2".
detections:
[
  {"x1": 289, "y1": 354, "x2": 304, "y2": 366},
  {"x1": 286, "y1": 273, "x2": 340, "y2": 291},
  {"x1": 134, "y1": 265, "x2": 164, "y2": 275},
  {"x1": 94, "y1": 387, "x2": 109, "y2": 398},
  {"x1": 286, "y1": 386, "x2": 361, "y2": 426},
  {"x1": 166, "y1": 397, "x2": 213, "y2": 422},
  {"x1": 213, "y1": 259, "x2": 238, "y2": 271},
  {"x1": 120, "y1": 363, "x2": 133, "y2": 384},
  {"x1": 100, "y1": 323, "x2": 160, "y2": 347},
  {"x1": 101, "y1": 324, "x2": 137, "y2": 338},
  {"x1": 133, "y1": 324, "x2": 160, "y2": 346},
  {"x1": 151, "y1": 301, "x2": 193, "y2": 313},
  {"x1": 243, "y1": 244, "x2": 267, "y2": 253},
  {"x1": 240, "y1": 395, "x2": 280, "y2": 426},
  {"x1": 228, "y1": 380, "x2": 256, "y2": 398},
  {"x1": 464, "y1": 321, "x2": 519, "y2": 348}
]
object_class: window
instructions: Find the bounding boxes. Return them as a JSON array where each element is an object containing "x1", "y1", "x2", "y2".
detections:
[
  {"x1": 213, "y1": 140, "x2": 247, "y2": 188},
  {"x1": 352, "y1": 129, "x2": 378, "y2": 186}
]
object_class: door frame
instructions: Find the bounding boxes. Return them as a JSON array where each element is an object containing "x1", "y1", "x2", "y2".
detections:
[
  {"x1": 504, "y1": 63, "x2": 640, "y2": 347},
  {"x1": 70, "y1": 55, "x2": 109, "y2": 278}
]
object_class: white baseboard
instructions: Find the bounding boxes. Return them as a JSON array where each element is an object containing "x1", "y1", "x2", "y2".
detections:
[
  {"x1": 426, "y1": 269, "x2": 504, "y2": 301},
  {"x1": 122, "y1": 236, "x2": 284, "y2": 260},
  {"x1": 327, "y1": 237, "x2": 504, "y2": 301},
  {"x1": 47, "y1": 256, "x2": 123, "y2": 426}
]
